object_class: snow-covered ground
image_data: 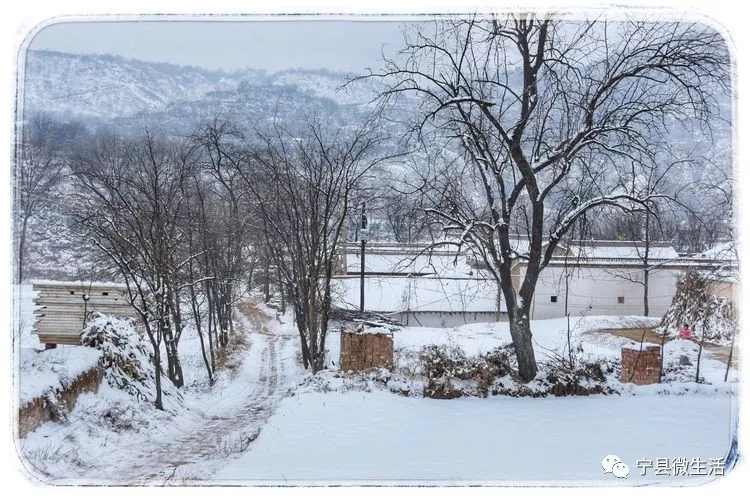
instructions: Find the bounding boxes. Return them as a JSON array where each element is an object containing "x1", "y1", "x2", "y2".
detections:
[
  {"x1": 215, "y1": 391, "x2": 735, "y2": 485},
  {"x1": 19, "y1": 345, "x2": 101, "y2": 405},
  {"x1": 14, "y1": 283, "x2": 738, "y2": 484},
  {"x1": 212, "y1": 315, "x2": 737, "y2": 484},
  {"x1": 325, "y1": 315, "x2": 736, "y2": 392}
]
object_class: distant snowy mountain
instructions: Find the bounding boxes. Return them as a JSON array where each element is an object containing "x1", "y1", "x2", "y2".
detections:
[
  {"x1": 22, "y1": 51, "x2": 379, "y2": 133},
  {"x1": 23, "y1": 51, "x2": 256, "y2": 119}
]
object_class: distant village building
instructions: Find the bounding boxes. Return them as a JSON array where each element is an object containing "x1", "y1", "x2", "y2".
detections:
[
  {"x1": 334, "y1": 240, "x2": 736, "y2": 326},
  {"x1": 334, "y1": 243, "x2": 502, "y2": 327},
  {"x1": 513, "y1": 241, "x2": 681, "y2": 320},
  {"x1": 696, "y1": 242, "x2": 739, "y2": 304}
]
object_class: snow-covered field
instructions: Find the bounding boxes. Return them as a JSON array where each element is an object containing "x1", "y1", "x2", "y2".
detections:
[
  {"x1": 215, "y1": 391, "x2": 735, "y2": 485},
  {"x1": 213, "y1": 316, "x2": 737, "y2": 484}
]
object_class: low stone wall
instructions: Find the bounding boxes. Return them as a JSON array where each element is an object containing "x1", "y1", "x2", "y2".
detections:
[
  {"x1": 340, "y1": 331, "x2": 394, "y2": 372},
  {"x1": 18, "y1": 365, "x2": 102, "y2": 438},
  {"x1": 620, "y1": 345, "x2": 662, "y2": 385}
]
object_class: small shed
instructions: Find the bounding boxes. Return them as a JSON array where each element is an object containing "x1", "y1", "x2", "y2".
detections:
[{"x1": 32, "y1": 281, "x2": 138, "y2": 347}]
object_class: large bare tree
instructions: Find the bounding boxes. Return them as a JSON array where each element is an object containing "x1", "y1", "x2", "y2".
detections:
[{"x1": 363, "y1": 16, "x2": 729, "y2": 381}]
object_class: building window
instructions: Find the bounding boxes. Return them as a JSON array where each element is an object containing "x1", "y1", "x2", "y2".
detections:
[
  {"x1": 550, "y1": 295, "x2": 558, "y2": 303},
  {"x1": 617, "y1": 296, "x2": 625, "y2": 304}
]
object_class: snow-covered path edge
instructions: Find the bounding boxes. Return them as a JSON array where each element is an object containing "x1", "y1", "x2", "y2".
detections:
[
  {"x1": 118, "y1": 303, "x2": 301, "y2": 485},
  {"x1": 18, "y1": 300, "x2": 302, "y2": 485}
]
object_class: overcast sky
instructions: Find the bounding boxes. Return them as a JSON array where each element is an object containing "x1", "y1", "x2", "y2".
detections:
[{"x1": 27, "y1": 20, "x2": 412, "y2": 73}]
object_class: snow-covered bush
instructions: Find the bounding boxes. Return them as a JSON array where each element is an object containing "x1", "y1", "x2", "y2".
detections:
[
  {"x1": 418, "y1": 344, "x2": 476, "y2": 380},
  {"x1": 540, "y1": 350, "x2": 612, "y2": 396},
  {"x1": 660, "y1": 270, "x2": 737, "y2": 343},
  {"x1": 418, "y1": 344, "x2": 486, "y2": 398},
  {"x1": 414, "y1": 342, "x2": 614, "y2": 398},
  {"x1": 81, "y1": 312, "x2": 183, "y2": 409}
]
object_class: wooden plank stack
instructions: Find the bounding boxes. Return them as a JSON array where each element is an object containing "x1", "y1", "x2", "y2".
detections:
[{"x1": 32, "y1": 282, "x2": 138, "y2": 347}]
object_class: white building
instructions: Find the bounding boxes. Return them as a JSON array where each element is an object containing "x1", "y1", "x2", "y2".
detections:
[
  {"x1": 334, "y1": 243, "x2": 503, "y2": 327},
  {"x1": 334, "y1": 240, "x2": 734, "y2": 325},
  {"x1": 514, "y1": 241, "x2": 681, "y2": 319}
]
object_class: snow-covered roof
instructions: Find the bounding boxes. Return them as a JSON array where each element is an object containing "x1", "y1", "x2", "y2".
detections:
[
  {"x1": 697, "y1": 241, "x2": 736, "y2": 261},
  {"x1": 332, "y1": 276, "x2": 503, "y2": 313},
  {"x1": 343, "y1": 240, "x2": 682, "y2": 277},
  {"x1": 475, "y1": 238, "x2": 679, "y2": 261},
  {"x1": 562, "y1": 241, "x2": 679, "y2": 260},
  {"x1": 344, "y1": 251, "x2": 475, "y2": 277},
  {"x1": 30, "y1": 279, "x2": 127, "y2": 288}
]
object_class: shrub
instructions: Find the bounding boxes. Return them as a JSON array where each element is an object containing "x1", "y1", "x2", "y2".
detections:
[
  {"x1": 418, "y1": 344, "x2": 478, "y2": 380},
  {"x1": 661, "y1": 270, "x2": 738, "y2": 343},
  {"x1": 81, "y1": 312, "x2": 182, "y2": 407}
]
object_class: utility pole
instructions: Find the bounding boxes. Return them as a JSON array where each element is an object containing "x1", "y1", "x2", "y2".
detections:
[{"x1": 360, "y1": 202, "x2": 367, "y2": 312}]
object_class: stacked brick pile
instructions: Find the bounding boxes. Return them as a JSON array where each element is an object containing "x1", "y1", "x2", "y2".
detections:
[
  {"x1": 620, "y1": 344, "x2": 662, "y2": 385},
  {"x1": 340, "y1": 330, "x2": 394, "y2": 371}
]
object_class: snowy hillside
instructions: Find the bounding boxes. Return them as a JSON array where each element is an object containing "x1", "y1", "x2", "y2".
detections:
[
  {"x1": 22, "y1": 51, "x2": 378, "y2": 132},
  {"x1": 23, "y1": 51, "x2": 259, "y2": 119}
]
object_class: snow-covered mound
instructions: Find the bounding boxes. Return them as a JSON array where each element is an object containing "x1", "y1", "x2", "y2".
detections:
[
  {"x1": 19, "y1": 345, "x2": 101, "y2": 405},
  {"x1": 81, "y1": 312, "x2": 183, "y2": 409}
]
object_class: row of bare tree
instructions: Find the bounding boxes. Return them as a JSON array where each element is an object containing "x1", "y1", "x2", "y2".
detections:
[{"x1": 59, "y1": 116, "x2": 391, "y2": 407}]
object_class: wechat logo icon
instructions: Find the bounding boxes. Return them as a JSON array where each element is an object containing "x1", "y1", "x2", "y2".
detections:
[{"x1": 602, "y1": 455, "x2": 630, "y2": 479}]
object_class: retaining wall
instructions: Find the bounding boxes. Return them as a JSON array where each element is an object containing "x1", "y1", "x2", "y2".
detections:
[{"x1": 18, "y1": 365, "x2": 102, "y2": 438}]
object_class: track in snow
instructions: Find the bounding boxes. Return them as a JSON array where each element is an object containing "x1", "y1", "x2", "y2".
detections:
[{"x1": 98, "y1": 300, "x2": 296, "y2": 484}]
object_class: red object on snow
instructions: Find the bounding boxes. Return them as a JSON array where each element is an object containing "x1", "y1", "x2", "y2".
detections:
[{"x1": 679, "y1": 326, "x2": 693, "y2": 339}]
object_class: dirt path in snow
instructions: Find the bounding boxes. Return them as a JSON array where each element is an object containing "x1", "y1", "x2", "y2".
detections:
[
  {"x1": 105, "y1": 300, "x2": 295, "y2": 484},
  {"x1": 598, "y1": 328, "x2": 738, "y2": 367}
]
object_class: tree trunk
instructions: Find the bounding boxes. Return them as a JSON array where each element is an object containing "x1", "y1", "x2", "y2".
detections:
[
  {"x1": 643, "y1": 211, "x2": 650, "y2": 316},
  {"x1": 695, "y1": 319, "x2": 707, "y2": 383},
  {"x1": 299, "y1": 329, "x2": 312, "y2": 370},
  {"x1": 190, "y1": 289, "x2": 213, "y2": 384},
  {"x1": 724, "y1": 328, "x2": 735, "y2": 382},
  {"x1": 17, "y1": 215, "x2": 29, "y2": 284},
  {"x1": 247, "y1": 261, "x2": 255, "y2": 292},
  {"x1": 278, "y1": 268, "x2": 286, "y2": 314},
  {"x1": 164, "y1": 335, "x2": 184, "y2": 388},
  {"x1": 659, "y1": 327, "x2": 667, "y2": 383},
  {"x1": 170, "y1": 339, "x2": 185, "y2": 388},
  {"x1": 509, "y1": 313, "x2": 538, "y2": 382},
  {"x1": 264, "y1": 261, "x2": 271, "y2": 303},
  {"x1": 151, "y1": 338, "x2": 164, "y2": 411},
  {"x1": 206, "y1": 293, "x2": 216, "y2": 372}
]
